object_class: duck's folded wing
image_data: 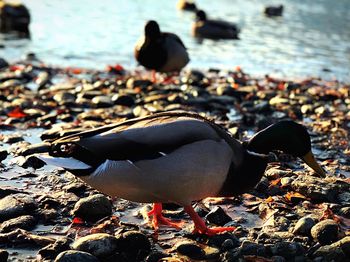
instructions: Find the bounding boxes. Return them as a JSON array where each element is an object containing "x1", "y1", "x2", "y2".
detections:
[{"x1": 51, "y1": 112, "x2": 232, "y2": 164}]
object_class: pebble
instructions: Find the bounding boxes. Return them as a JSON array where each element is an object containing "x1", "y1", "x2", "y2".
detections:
[
  {"x1": 0, "y1": 249, "x2": 9, "y2": 262},
  {"x1": 176, "y1": 241, "x2": 205, "y2": 260},
  {"x1": 310, "y1": 219, "x2": 340, "y2": 245},
  {"x1": 270, "y1": 241, "x2": 305, "y2": 259},
  {"x1": 292, "y1": 216, "x2": 316, "y2": 236},
  {"x1": 0, "y1": 194, "x2": 37, "y2": 222},
  {"x1": 72, "y1": 194, "x2": 112, "y2": 222},
  {"x1": 72, "y1": 233, "x2": 118, "y2": 258},
  {"x1": 205, "y1": 206, "x2": 232, "y2": 226},
  {"x1": 207, "y1": 232, "x2": 240, "y2": 248},
  {"x1": 0, "y1": 215, "x2": 36, "y2": 233},
  {"x1": 0, "y1": 58, "x2": 9, "y2": 69},
  {"x1": 54, "y1": 250, "x2": 99, "y2": 262},
  {"x1": 17, "y1": 155, "x2": 46, "y2": 169},
  {"x1": 0, "y1": 150, "x2": 7, "y2": 162},
  {"x1": 115, "y1": 230, "x2": 151, "y2": 260},
  {"x1": 312, "y1": 236, "x2": 350, "y2": 261},
  {"x1": 38, "y1": 237, "x2": 72, "y2": 261}
]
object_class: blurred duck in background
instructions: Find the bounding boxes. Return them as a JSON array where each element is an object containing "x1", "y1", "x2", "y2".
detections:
[
  {"x1": 135, "y1": 20, "x2": 190, "y2": 82},
  {"x1": 264, "y1": 5, "x2": 284, "y2": 17},
  {"x1": 192, "y1": 10, "x2": 240, "y2": 40},
  {"x1": 0, "y1": 0, "x2": 30, "y2": 37},
  {"x1": 177, "y1": 0, "x2": 198, "y2": 12}
]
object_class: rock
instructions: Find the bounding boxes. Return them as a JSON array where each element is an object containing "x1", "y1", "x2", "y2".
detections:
[
  {"x1": 92, "y1": 95, "x2": 113, "y2": 108},
  {"x1": 72, "y1": 233, "x2": 118, "y2": 258},
  {"x1": 17, "y1": 155, "x2": 46, "y2": 169},
  {"x1": 0, "y1": 2, "x2": 30, "y2": 35},
  {"x1": 205, "y1": 206, "x2": 232, "y2": 226},
  {"x1": 145, "y1": 251, "x2": 169, "y2": 262},
  {"x1": 0, "y1": 194, "x2": 37, "y2": 222},
  {"x1": 239, "y1": 241, "x2": 266, "y2": 257},
  {"x1": 38, "y1": 237, "x2": 72, "y2": 261},
  {"x1": 117, "y1": 231, "x2": 151, "y2": 258},
  {"x1": 271, "y1": 256, "x2": 286, "y2": 262},
  {"x1": 176, "y1": 241, "x2": 205, "y2": 260},
  {"x1": 337, "y1": 192, "x2": 350, "y2": 205},
  {"x1": 312, "y1": 236, "x2": 350, "y2": 262},
  {"x1": 54, "y1": 250, "x2": 99, "y2": 262},
  {"x1": 221, "y1": 239, "x2": 236, "y2": 251},
  {"x1": 312, "y1": 237, "x2": 350, "y2": 261},
  {"x1": 0, "y1": 150, "x2": 7, "y2": 162},
  {"x1": 207, "y1": 232, "x2": 240, "y2": 249},
  {"x1": 0, "y1": 215, "x2": 36, "y2": 233},
  {"x1": 0, "y1": 58, "x2": 9, "y2": 69},
  {"x1": 72, "y1": 194, "x2": 112, "y2": 222},
  {"x1": 1, "y1": 134, "x2": 24, "y2": 144},
  {"x1": 339, "y1": 207, "x2": 350, "y2": 218},
  {"x1": 270, "y1": 241, "x2": 305, "y2": 259},
  {"x1": 112, "y1": 94, "x2": 135, "y2": 107},
  {"x1": 292, "y1": 216, "x2": 316, "y2": 236},
  {"x1": 0, "y1": 249, "x2": 9, "y2": 261},
  {"x1": 311, "y1": 219, "x2": 339, "y2": 245}
]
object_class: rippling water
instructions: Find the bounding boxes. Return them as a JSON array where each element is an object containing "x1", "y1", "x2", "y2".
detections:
[{"x1": 1, "y1": 0, "x2": 349, "y2": 80}]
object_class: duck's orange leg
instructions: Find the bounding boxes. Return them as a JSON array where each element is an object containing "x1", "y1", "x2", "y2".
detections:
[
  {"x1": 184, "y1": 205, "x2": 236, "y2": 236},
  {"x1": 148, "y1": 203, "x2": 183, "y2": 230}
]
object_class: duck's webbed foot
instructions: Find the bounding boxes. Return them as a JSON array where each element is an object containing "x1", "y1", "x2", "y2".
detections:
[
  {"x1": 184, "y1": 205, "x2": 236, "y2": 236},
  {"x1": 148, "y1": 203, "x2": 183, "y2": 230}
]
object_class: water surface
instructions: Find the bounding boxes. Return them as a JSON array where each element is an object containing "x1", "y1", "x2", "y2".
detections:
[{"x1": 1, "y1": 0, "x2": 349, "y2": 80}]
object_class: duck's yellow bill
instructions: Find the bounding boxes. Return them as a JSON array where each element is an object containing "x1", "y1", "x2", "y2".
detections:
[{"x1": 301, "y1": 151, "x2": 326, "y2": 177}]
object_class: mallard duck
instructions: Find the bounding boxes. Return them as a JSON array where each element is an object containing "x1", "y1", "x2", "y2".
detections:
[
  {"x1": 39, "y1": 111, "x2": 325, "y2": 235},
  {"x1": 135, "y1": 20, "x2": 190, "y2": 74},
  {"x1": 264, "y1": 5, "x2": 284, "y2": 17},
  {"x1": 0, "y1": 1, "x2": 30, "y2": 35},
  {"x1": 177, "y1": 0, "x2": 197, "y2": 12},
  {"x1": 192, "y1": 10, "x2": 239, "y2": 40}
]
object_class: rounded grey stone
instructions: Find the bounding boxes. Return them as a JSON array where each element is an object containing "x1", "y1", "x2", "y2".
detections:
[
  {"x1": 54, "y1": 250, "x2": 99, "y2": 262},
  {"x1": 311, "y1": 219, "x2": 339, "y2": 245},
  {"x1": 72, "y1": 233, "x2": 118, "y2": 258},
  {"x1": 72, "y1": 194, "x2": 112, "y2": 222}
]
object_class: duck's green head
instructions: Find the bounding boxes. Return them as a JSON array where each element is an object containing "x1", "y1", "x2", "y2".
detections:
[
  {"x1": 196, "y1": 10, "x2": 207, "y2": 21},
  {"x1": 247, "y1": 121, "x2": 326, "y2": 177},
  {"x1": 145, "y1": 20, "x2": 161, "y2": 39}
]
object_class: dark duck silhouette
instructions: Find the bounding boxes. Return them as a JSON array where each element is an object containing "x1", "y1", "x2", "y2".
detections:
[
  {"x1": 0, "y1": 0, "x2": 30, "y2": 36},
  {"x1": 135, "y1": 20, "x2": 189, "y2": 81},
  {"x1": 192, "y1": 10, "x2": 240, "y2": 40},
  {"x1": 264, "y1": 5, "x2": 284, "y2": 17},
  {"x1": 39, "y1": 111, "x2": 325, "y2": 235},
  {"x1": 177, "y1": 0, "x2": 198, "y2": 12}
]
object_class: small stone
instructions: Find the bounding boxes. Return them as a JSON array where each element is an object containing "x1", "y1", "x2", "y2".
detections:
[
  {"x1": 2, "y1": 134, "x2": 24, "y2": 144},
  {"x1": 239, "y1": 241, "x2": 266, "y2": 257},
  {"x1": 311, "y1": 219, "x2": 339, "y2": 245},
  {"x1": 337, "y1": 192, "x2": 350, "y2": 205},
  {"x1": 92, "y1": 95, "x2": 113, "y2": 108},
  {"x1": 0, "y1": 215, "x2": 36, "y2": 233},
  {"x1": 207, "y1": 232, "x2": 240, "y2": 248},
  {"x1": 270, "y1": 241, "x2": 305, "y2": 259},
  {"x1": 221, "y1": 239, "x2": 235, "y2": 251},
  {"x1": 312, "y1": 237, "x2": 350, "y2": 261},
  {"x1": 116, "y1": 230, "x2": 151, "y2": 258},
  {"x1": 271, "y1": 256, "x2": 286, "y2": 262},
  {"x1": 38, "y1": 237, "x2": 72, "y2": 261},
  {"x1": 72, "y1": 194, "x2": 112, "y2": 222},
  {"x1": 0, "y1": 249, "x2": 9, "y2": 261},
  {"x1": 54, "y1": 250, "x2": 99, "y2": 262},
  {"x1": 339, "y1": 207, "x2": 350, "y2": 218},
  {"x1": 0, "y1": 150, "x2": 7, "y2": 162},
  {"x1": 18, "y1": 155, "x2": 46, "y2": 169},
  {"x1": 0, "y1": 194, "x2": 37, "y2": 222},
  {"x1": 72, "y1": 233, "x2": 118, "y2": 258},
  {"x1": 112, "y1": 94, "x2": 135, "y2": 107},
  {"x1": 205, "y1": 206, "x2": 232, "y2": 226},
  {"x1": 176, "y1": 241, "x2": 205, "y2": 260},
  {"x1": 0, "y1": 58, "x2": 9, "y2": 69},
  {"x1": 280, "y1": 177, "x2": 293, "y2": 187},
  {"x1": 145, "y1": 251, "x2": 169, "y2": 262},
  {"x1": 293, "y1": 216, "x2": 316, "y2": 236}
]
